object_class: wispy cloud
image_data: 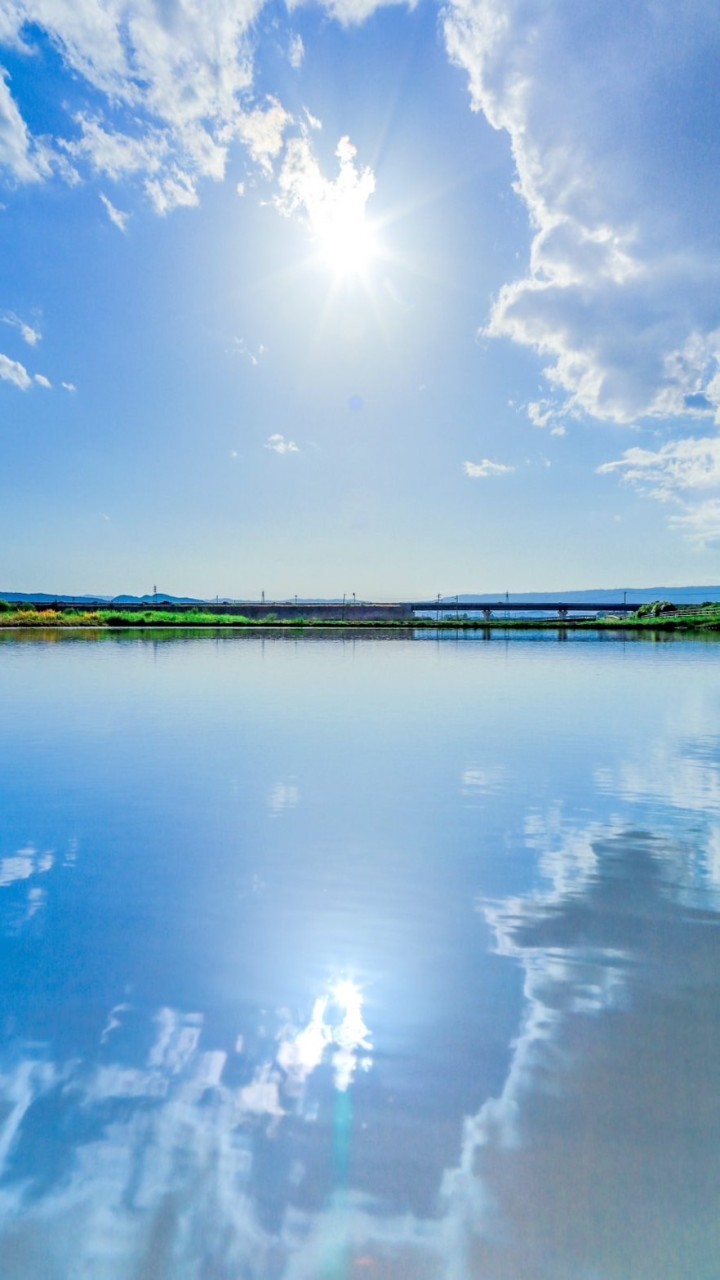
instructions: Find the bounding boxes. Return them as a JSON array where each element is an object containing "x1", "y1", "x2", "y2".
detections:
[
  {"x1": 288, "y1": 33, "x2": 305, "y2": 69},
  {"x1": 2, "y1": 312, "x2": 41, "y2": 346},
  {"x1": 99, "y1": 191, "x2": 129, "y2": 232},
  {"x1": 668, "y1": 500, "x2": 720, "y2": 548},
  {"x1": 268, "y1": 781, "x2": 299, "y2": 815},
  {"x1": 233, "y1": 337, "x2": 267, "y2": 367},
  {"x1": 463, "y1": 458, "x2": 514, "y2": 478},
  {"x1": 290, "y1": 0, "x2": 415, "y2": 26},
  {"x1": 266, "y1": 433, "x2": 299, "y2": 454},
  {"x1": 598, "y1": 437, "x2": 720, "y2": 498},
  {"x1": 33, "y1": 373, "x2": 51, "y2": 388},
  {"x1": 0, "y1": 66, "x2": 53, "y2": 183},
  {"x1": 599, "y1": 435, "x2": 720, "y2": 545}
]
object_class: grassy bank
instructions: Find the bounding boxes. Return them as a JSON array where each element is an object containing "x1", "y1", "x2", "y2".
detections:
[{"x1": 1, "y1": 602, "x2": 720, "y2": 631}]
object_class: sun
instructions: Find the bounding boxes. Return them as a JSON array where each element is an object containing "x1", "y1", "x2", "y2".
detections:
[
  {"x1": 314, "y1": 206, "x2": 379, "y2": 279},
  {"x1": 303, "y1": 135, "x2": 381, "y2": 281}
]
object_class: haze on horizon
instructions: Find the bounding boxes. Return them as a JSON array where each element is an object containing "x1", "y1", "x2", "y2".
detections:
[{"x1": 1, "y1": 1, "x2": 720, "y2": 598}]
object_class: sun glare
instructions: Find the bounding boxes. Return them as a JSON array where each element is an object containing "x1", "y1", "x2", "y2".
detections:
[
  {"x1": 298, "y1": 135, "x2": 380, "y2": 281},
  {"x1": 314, "y1": 208, "x2": 379, "y2": 279}
]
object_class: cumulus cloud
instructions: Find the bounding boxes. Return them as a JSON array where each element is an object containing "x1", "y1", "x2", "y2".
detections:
[
  {"x1": 274, "y1": 131, "x2": 375, "y2": 253},
  {"x1": 33, "y1": 372, "x2": 51, "y2": 388},
  {"x1": 0, "y1": 3, "x2": 389, "y2": 231},
  {"x1": 464, "y1": 458, "x2": 514, "y2": 477},
  {"x1": 265, "y1": 432, "x2": 299, "y2": 453},
  {"x1": 444, "y1": 0, "x2": 720, "y2": 428},
  {"x1": 0, "y1": 351, "x2": 31, "y2": 389},
  {"x1": 237, "y1": 97, "x2": 292, "y2": 176},
  {"x1": 61, "y1": 380, "x2": 77, "y2": 392},
  {"x1": 0, "y1": 0, "x2": 267, "y2": 207}
]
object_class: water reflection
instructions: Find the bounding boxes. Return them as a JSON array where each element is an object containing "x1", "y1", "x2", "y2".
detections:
[
  {"x1": 0, "y1": 982, "x2": 376, "y2": 1278},
  {"x1": 0, "y1": 838, "x2": 77, "y2": 938},
  {"x1": 0, "y1": 633, "x2": 719, "y2": 1277},
  {"x1": 447, "y1": 822, "x2": 720, "y2": 1280}
]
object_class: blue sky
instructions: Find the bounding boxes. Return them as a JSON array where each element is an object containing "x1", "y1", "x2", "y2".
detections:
[{"x1": 1, "y1": 0, "x2": 719, "y2": 597}]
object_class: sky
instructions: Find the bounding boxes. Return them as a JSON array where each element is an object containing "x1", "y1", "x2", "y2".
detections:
[{"x1": 1, "y1": 0, "x2": 720, "y2": 598}]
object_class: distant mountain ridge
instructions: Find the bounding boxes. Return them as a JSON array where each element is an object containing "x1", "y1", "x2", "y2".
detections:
[{"x1": 2, "y1": 587, "x2": 720, "y2": 606}]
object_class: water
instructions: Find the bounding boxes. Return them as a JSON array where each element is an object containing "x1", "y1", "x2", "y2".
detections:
[{"x1": 0, "y1": 629, "x2": 719, "y2": 1279}]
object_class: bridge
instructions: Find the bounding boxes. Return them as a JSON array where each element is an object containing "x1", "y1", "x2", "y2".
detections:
[
  {"x1": 411, "y1": 600, "x2": 639, "y2": 619},
  {"x1": 17, "y1": 597, "x2": 641, "y2": 621}
]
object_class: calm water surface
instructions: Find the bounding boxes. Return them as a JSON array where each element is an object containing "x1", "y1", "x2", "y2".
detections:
[{"x1": 1, "y1": 629, "x2": 720, "y2": 1279}]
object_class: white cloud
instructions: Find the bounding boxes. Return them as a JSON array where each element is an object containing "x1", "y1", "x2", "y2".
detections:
[
  {"x1": 0, "y1": 67, "x2": 52, "y2": 183},
  {"x1": 2, "y1": 312, "x2": 41, "y2": 345},
  {"x1": 288, "y1": 0, "x2": 415, "y2": 26},
  {"x1": 64, "y1": 114, "x2": 166, "y2": 180},
  {"x1": 266, "y1": 433, "x2": 299, "y2": 454},
  {"x1": 289, "y1": 33, "x2": 305, "y2": 68},
  {"x1": 463, "y1": 458, "x2": 514, "y2": 477},
  {"x1": 668, "y1": 500, "x2": 720, "y2": 548},
  {"x1": 274, "y1": 131, "x2": 376, "y2": 265},
  {"x1": 598, "y1": 435, "x2": 720, "y2": 544},
  {"x1": 598, "y1": 436, "x2": 720, "y2": 498},
  {"x1": 460, "y1": 765, "x2": 505, "y2": 796},
  {"x1": 61, "y1": 380, "x2": 77, "y2": 392},
  {"x1": 444, "y1": 1, "x2": 720, "y2": 428},
  {"x1": 268, "y1": 780, "x2": 299, "y2": 814},
  {"x1": 34, "y1": 372, "x2": 51, "y2": 388},
  {"x1": 303, "y1": 106, "x2": 322, "y2": 132},
  {"x1": 0, "y1": 845, "x2": 54, "y2": 888},
  {"x1": 0, "y1": 351, "x2": 31, "y2": 390},
  {"x1": 237, "y1": 98, "x2": 292, "y2": 176},
  {"x1": 0, "y1": 0, "x2": 269, "y2": 208},
  {"x1": 99, "y1": 191, "x2": 129, "y2": 231},
  {"x1": 234, "y1": 336, "x2": 267, "y2": 366},
  {"x1": 145, "y1": 167, "x2": 199, "y2": 215}
]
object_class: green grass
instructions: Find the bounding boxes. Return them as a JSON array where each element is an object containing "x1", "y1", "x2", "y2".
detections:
[{"x1": 1, "y1": 601, "x2": 720, "y2": 632}]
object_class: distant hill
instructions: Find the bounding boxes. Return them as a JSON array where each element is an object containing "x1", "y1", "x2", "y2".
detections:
[
  {"x1": 2, "y1": 586, "x2": 720, "y2": 607},
  {"x1": 0, "y1": 591, "x2": 207, "y2": 605}
]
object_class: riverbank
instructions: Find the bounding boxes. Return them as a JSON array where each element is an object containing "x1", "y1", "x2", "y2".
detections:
[{"x1": 2, "y1": 605, "x2": 720, "y2": 631}]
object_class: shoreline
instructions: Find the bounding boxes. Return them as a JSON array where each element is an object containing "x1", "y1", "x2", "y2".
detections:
[{"x1": 1, "y1": 615, "x2": 720, "y2": 635}]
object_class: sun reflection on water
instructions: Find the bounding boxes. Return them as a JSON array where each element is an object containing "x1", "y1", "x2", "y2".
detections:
[{"x1": 278, "y1": 977, "x2": 373, "y2": 1097}]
